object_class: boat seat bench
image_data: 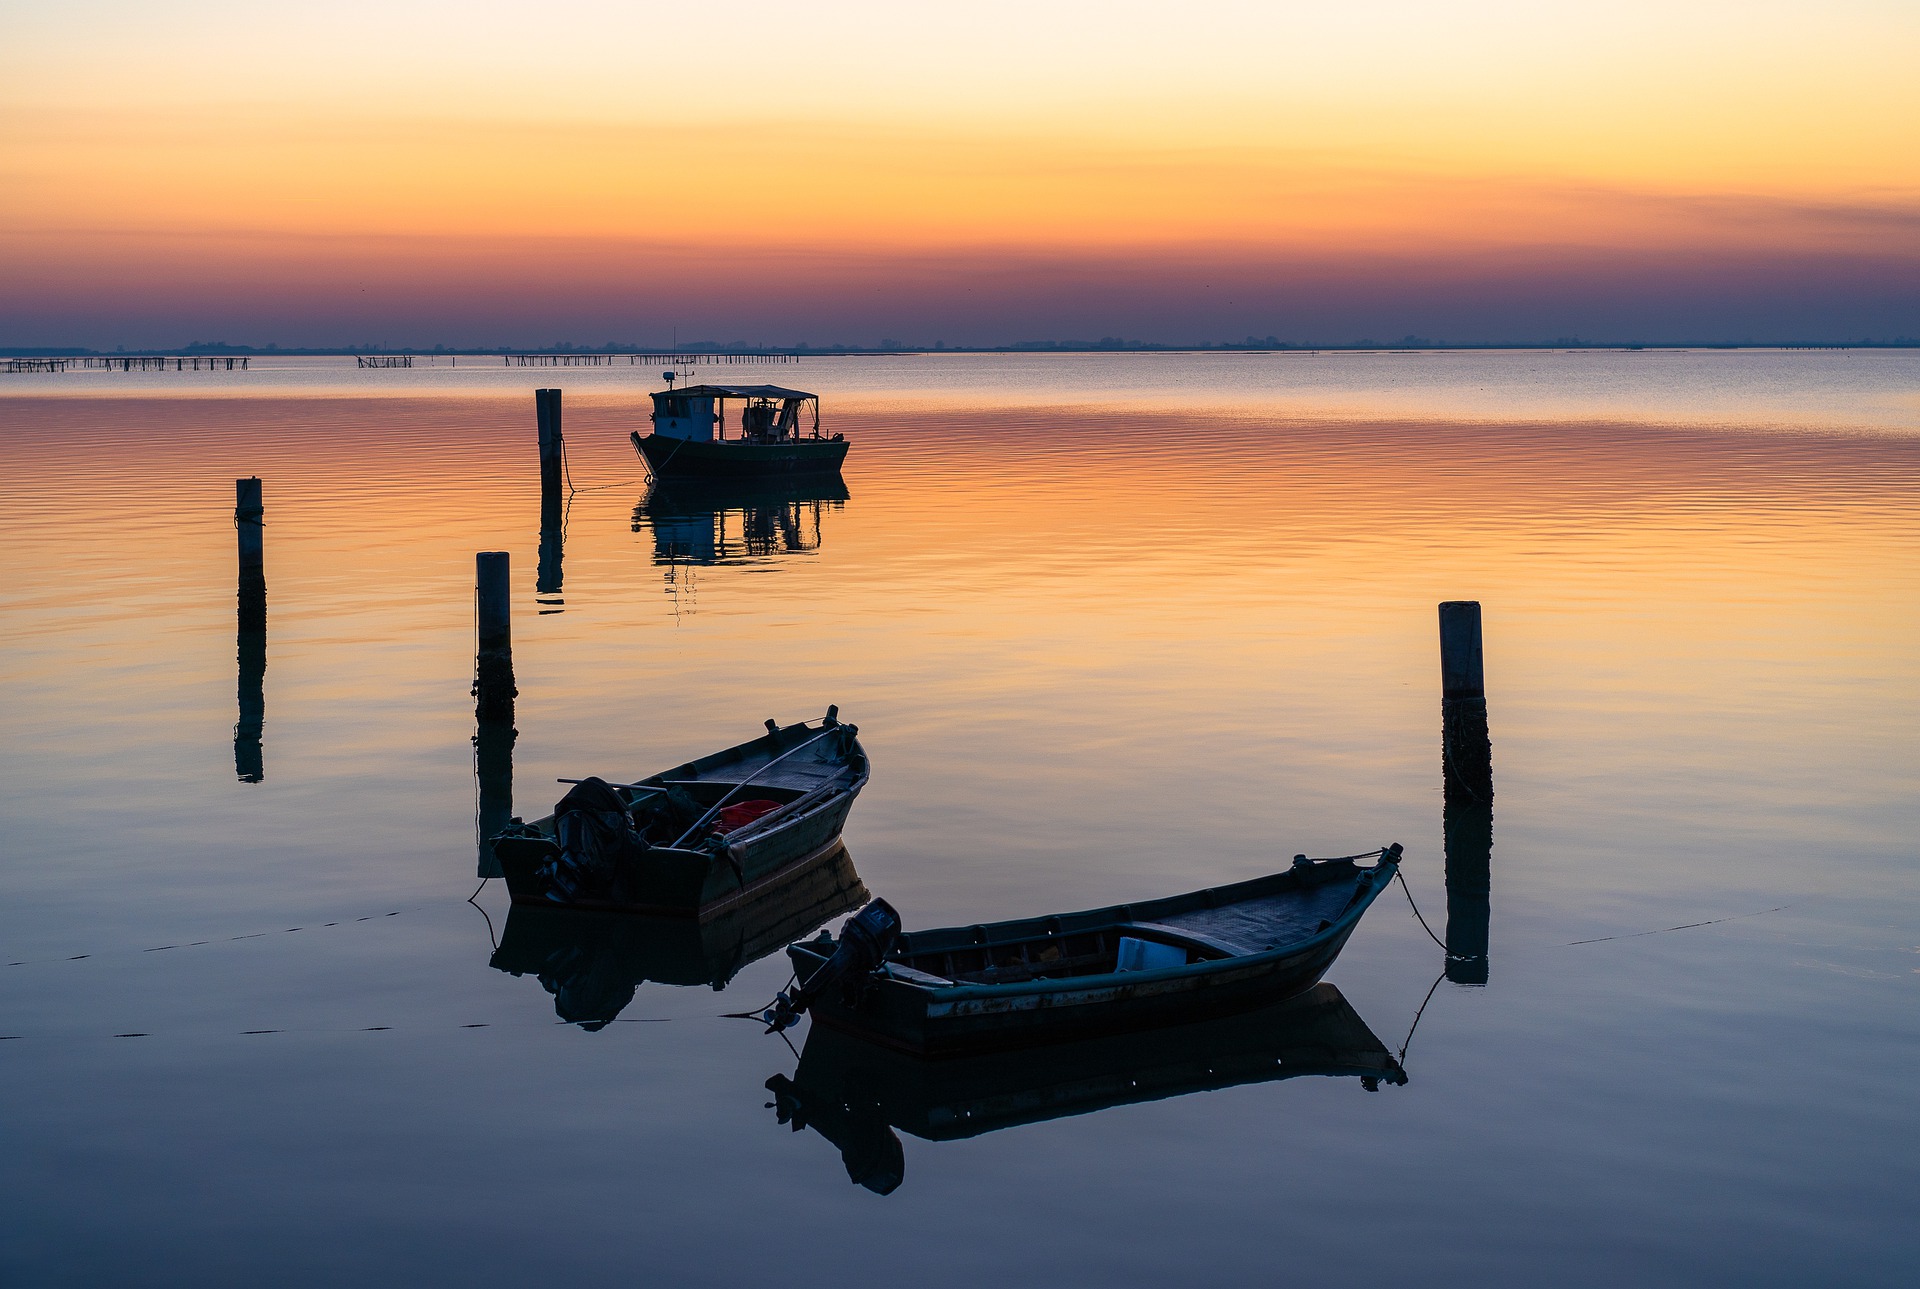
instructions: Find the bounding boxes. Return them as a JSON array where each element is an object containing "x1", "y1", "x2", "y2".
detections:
[{"x1": 1115, "y1": 921, "x2": 1254, "y2": 959}]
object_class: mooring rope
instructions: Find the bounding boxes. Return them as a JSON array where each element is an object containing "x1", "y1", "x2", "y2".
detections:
[
  {"x1": 720, "y1": 974, "x2": 797, "y2": 1023},
  {"x1": 565, "y1": 477, "x2": 649, "y2": 493},
  {"x1": 1394, "y1": 869, "x2": 1450, "y2": 952},
  {"x1": 1396, "y1": 969, "x2": 1447, "y2": 1062},
  {"x1": 1310, "y1": 848, "x2": 1390, "y2": 863},
  {"x1": 1566, "y1": 905, "x2": 1789, "y2": 945},
  {"x1": 466, "y1": 878, "x2": 500, "y2": 953}
]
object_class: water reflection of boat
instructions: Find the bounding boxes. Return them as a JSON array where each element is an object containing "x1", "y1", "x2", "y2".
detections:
[
  {"x1": 784, "y1": 848, "x2": 1401, "y2": 1055},
  {"x1": 490, "y1": 712, "x2": 869, "y2": 917},
  {"x1": 632, "y1": 382, "x2": 848, "y2": 479},
  {"x1": 491, "y1": 845, "x2": 868, "y2": 1028},
  {"x1": 632, "y1": 476, "x2": 849, "y2": 567},
  {"x1": 766, "y1": 983, "x2": 1404, "y2": 1193}
]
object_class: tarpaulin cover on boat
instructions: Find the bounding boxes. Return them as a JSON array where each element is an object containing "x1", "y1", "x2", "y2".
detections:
[{"x1": 541, "y1": 777, "x2": 646, "y2": 903}]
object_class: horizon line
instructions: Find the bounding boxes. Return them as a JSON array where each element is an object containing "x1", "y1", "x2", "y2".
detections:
[{"x1": 7, "y1": 338, "x2": 1920, "y2": 359}]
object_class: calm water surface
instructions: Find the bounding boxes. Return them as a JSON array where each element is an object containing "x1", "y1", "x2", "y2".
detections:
[{"x1": 2, "y1": 353, "x2": 1917, "y2": 1285}]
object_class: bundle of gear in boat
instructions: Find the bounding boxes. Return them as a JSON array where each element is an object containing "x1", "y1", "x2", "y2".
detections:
[{"x1": 499, "y1": 776, "x2": 801, "y2": 905}]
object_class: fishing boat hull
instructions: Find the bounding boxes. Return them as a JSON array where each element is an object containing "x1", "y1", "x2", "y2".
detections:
[
  {"x1": 788, "y1": 848, "x2": 1400, "y2": 1055},
  {"x1": 635, "y1": 431, "x2": 849, "y2": 480},
  {"x1": 493, "y1": 715, "x2": 869, "y2": 920}
]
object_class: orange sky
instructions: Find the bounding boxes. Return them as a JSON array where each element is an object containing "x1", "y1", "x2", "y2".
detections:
[{"x1": 3, "y1": 2, "x2": 1918, "y2": 347}]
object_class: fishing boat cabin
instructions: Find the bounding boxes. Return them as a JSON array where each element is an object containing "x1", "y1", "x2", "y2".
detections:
[{"x1": 635, "y1": 379, "x2": 849, "y2": 480}]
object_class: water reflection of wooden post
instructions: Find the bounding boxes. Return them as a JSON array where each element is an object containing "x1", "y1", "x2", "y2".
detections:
[
  {"x1": 235, "y1": 616, "x2": 266, "y2": 784},
  {"x1": 474, "y1": 713, "x2": 515, "y2": 879},
  {"x1": 234, "y1": 478, "x2": 267, "y2": 782},
  {"x1": 535, "y1": 389, "x2": 565, "y2": 611},
  {"x1": 236, "y1": 478, "x2": 266, "y2": 633},
  {"x1": 1439, "y1": 600, "x2": 1492, "y2": 982},
  {"x1": 536, "y1": 501, "x2": 564, "y2": 610},
  {"x1": 1443, "y1": 798, "x2": 1492, "y2": 984},
  {"x1": 1439, "y1": 601, "x2": 1492, "y2": 804},
  {"x1": 474, "y1": 552, "x2": 516, "y2": 723}
]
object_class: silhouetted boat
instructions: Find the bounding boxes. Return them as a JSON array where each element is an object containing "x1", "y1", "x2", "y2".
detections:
[
  {"x1": 489, "y1": 845, "x2": 868, "y2": 1028},
  {"x1": 766, "y1": 983, "x2": 1404, "y2": 1193},
  {"x1": 631, "y1": 382, "x2": 848, "y2": 479},
  {"x1": 784, "y1": 846, "x2": 1401, "y2": 1054},
  {"x1": 491, "y1": 711, "x2": 869, "y2": 918}
]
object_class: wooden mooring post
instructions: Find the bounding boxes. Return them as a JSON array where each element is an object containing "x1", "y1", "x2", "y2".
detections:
[
  {"x1": 474, "y1": 552, "x2": 516, "y2": 722},
  {"x1": 1439, "y1": 600, "x2": 1492, "y2": 803},
  {"x1": 535, "y1": 388, "x2": 564, "y2": 502},
  {"x1": 236, "y1": 478, "x2": 266, "y2": 633}
]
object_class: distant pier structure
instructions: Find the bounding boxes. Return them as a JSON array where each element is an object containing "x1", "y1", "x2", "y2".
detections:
[
  {"x1": 504, "y1": 353, "x2": 795, "y2": 367},
  {"x1": 357, "y1": 355, "x2": 414, "y2": 368},
  {"x1": 507, "y1": 353, "x2": 620, "y2": 367},
  {"x1": 83, "y1": 356, "x2": 250, "y2": 371},
  {"x1": 5, "y1": 356, "x2": 252, "y2": 372},
  {"x1": 630, "y1": 352, "x2": 792, "y2": 365}
]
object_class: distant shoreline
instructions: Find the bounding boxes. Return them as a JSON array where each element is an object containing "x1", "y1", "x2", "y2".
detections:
[{"x1": 5, "y1": 341, "x2": 1918, "y2": 359}]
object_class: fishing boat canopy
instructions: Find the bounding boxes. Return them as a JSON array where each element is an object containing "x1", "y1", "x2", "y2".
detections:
[{"x1": 652, "y1": 383, "x2": 824, "y2": 444}]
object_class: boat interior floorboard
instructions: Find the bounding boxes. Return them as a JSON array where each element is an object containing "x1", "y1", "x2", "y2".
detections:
[{"x1": 1155, "y1": 884, "x2": 1359, "y2": 952}]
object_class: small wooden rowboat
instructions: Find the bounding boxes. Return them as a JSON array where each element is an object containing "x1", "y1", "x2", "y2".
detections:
[
  {"x1": 786, "y1": 846, "x2": 1402, "y2": 1055},
  {"x1": 766, "y1": 983, "x2": 1403, "y2": 1192},
  {"x1": 491, "y1": 710, "x2": 868, "y2": 919}
]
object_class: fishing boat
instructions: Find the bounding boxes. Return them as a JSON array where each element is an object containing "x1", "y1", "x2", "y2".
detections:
[
  {"x1": 490, "y1": 710, "x2": 868, "y2": 918},
  {"x1": 489, "y1": 845, "x2": 868, "y2": 1029},
  {"x1": 631, "y1": 380, "x2": 848, "y2": 480},
  {"x1": 775, "y1": 846, "x2": 1402, "y2": 1055},
  {"x1": 766, "y1": 983, "x2": 1404, "y2": 1193}
]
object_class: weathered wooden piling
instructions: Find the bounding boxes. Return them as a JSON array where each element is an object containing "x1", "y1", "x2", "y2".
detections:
[
  {"x1": 473, "y1": 551, "x2": 516, "y2": 722},
  {"x1": 236, "y1": 478, "x2": 266, "y2": 633},
  {"x1": 1442, "y1": 798, "x2": 1491, "y2": 984},
  {"x1": 1439, "y1": 600, "x2": 1492, "y2": 803},
  {"x1": 536, "y1": 388, "x2": 564, "y2": 500}
]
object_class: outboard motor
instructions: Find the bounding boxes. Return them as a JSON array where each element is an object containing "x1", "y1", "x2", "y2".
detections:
[{"x1": 764, "y1": 898, "x2": 901, "y2": 1032}]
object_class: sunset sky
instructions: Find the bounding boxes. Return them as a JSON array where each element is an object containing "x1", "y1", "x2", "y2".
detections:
[{"x1": 3, "y1": 0, "x2": 1918, "y2": 348}]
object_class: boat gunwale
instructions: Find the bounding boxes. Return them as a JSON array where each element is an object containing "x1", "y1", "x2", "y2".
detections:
[
  {"x1": 524, "y1": 716, "x2": 866, "y2": 832},
  {"x1": 792, "y1": 851, "x2": 1400, "y2": 1004}
]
